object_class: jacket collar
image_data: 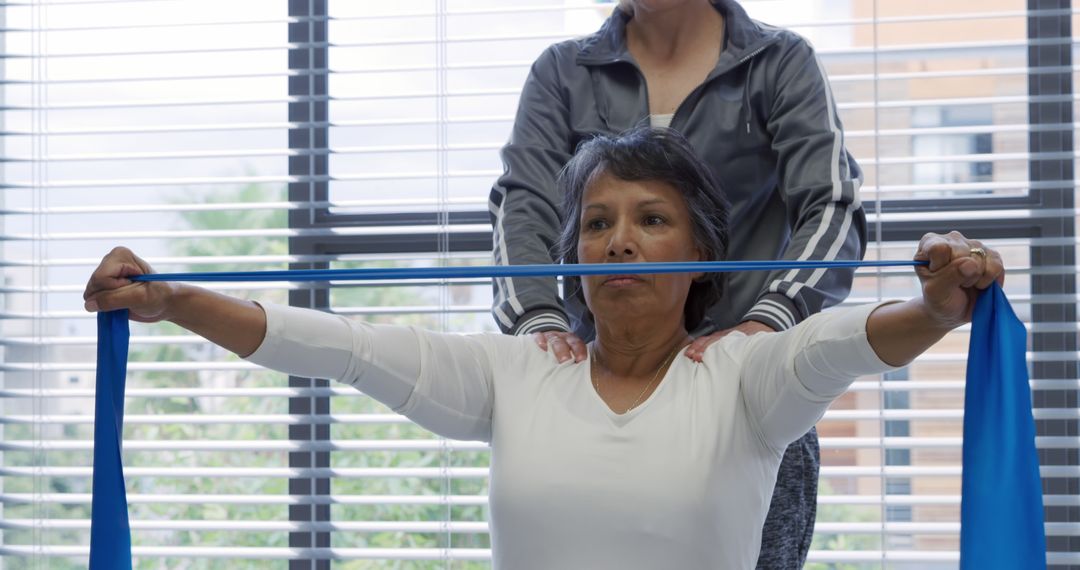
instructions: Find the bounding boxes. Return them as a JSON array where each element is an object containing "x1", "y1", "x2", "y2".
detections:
[{"x1": 575, "y1": 0, "x2": 782, "y2": 67}]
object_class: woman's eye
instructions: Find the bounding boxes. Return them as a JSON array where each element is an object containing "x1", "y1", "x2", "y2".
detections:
[
  {"x1": 585, "y1": 219, "x2": 608, "y2": 231},
  {"x1": 644, "y1": 215, "x2": 665, "y2": 226}
]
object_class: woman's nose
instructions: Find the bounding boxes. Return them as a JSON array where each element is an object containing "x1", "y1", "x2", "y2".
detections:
[{"x1": 606, "y1": 224, "x2": 637, "y2": 259}]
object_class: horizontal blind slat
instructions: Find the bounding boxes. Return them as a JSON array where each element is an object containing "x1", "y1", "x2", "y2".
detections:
[
  {"x1": 5, "y1": 408, "x2": 1076, "y2": 426},
  {"x1": 1, "y1": 436, "x2": 1076, "y2": 452},
  {"x1": 1, "y1": 492, "x2": 1076, "y2": 510},
  {"x1": 0, "y1": 493, "x2": 489, "y2": 506},
  {"x1": 3, "y1": 547, "x2": 1067, "y2": 564},
  {"x1": 3, "y1": 518, "x2": 1080, "y2": 535},
  {"x1": 4, "y1": 464, "x2": 1078, "y2": 479},
  {"x1": 2, "y1": 378, "x2": 1078, "y2": 399}
]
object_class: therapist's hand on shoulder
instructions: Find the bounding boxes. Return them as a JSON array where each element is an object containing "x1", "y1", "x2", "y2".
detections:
[
  {"x1": 83, "y1": 246, "x2": 176, "y2": 323},
  {"x1": 533, "y1": 330, "x2": 589, "y2": 363},
  {"x1": 683, "y1": 320, "x2": 775, "y2": 363},
  {"x1": 532, "y1": 318, "x2": 778, "y2": 364}
]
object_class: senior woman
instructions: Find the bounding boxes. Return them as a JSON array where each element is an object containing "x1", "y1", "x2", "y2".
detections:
[{"x1": 83, "y1": 129, "x2": 1003, "y2": 569}]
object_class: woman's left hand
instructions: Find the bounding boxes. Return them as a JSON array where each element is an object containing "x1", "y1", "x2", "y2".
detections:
[{"x1": 915, "y1": 231, "x2": 1005, "y2": 329}]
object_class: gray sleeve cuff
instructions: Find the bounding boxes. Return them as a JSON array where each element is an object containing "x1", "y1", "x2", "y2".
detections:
[
  {"x1": 512, "y1": 309, "x2": 571, "y2": 335},
  {"x1": 744, "y1": 293, "x2": 803, "y2": 331}
]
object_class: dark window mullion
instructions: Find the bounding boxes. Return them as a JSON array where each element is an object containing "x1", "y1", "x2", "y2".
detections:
[
  {"x1": 1028, "y1": 2, "x2": 1079, "y2": 568},
  {"x1": 287, "y1": 1, "x2": 331, "y2": 568}
]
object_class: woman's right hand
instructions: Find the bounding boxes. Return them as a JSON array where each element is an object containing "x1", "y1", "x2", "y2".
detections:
[{"x1": 83, "y1": 246, "x2": 179, "y2": 323}]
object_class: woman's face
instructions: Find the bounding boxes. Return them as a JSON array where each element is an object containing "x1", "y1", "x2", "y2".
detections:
[{"x1": 576, "y1": 172, "x2": 703, "y2": 325}]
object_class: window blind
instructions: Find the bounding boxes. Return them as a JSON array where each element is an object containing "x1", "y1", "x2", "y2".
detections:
[{"x1": 1, "y1": 0, "x2": 1076, "y2": 568}]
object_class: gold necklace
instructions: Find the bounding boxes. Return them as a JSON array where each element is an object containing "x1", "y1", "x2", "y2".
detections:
[{"x1": 591, "y1": 341, "x2": 684, "y2": 414}]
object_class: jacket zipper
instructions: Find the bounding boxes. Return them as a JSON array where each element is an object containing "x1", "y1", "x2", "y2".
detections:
[{"x1": 738, "y1": 44, "x2": 769, "y2": 64}]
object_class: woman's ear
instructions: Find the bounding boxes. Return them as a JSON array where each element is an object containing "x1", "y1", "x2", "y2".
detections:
[{"x1": 691, "y1": 246, "x2": 706, "y2": 281}]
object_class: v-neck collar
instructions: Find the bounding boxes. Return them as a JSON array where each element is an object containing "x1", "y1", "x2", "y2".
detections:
[{"x1": 586, "y1": 349, "x2": 684, "y2": 425}]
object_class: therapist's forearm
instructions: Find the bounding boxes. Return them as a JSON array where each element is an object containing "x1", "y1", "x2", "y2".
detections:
[
  {"x1": 865, "y1": 299, "x2": 953, "y2": 367},
  {"x1": 165, "y1": 284, "x2": 267, "y2": 358}
]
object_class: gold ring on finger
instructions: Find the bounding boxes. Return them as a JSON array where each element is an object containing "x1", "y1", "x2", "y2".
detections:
[{"x1": 969, "y1": 247, "x2": 987, "y2": 259}]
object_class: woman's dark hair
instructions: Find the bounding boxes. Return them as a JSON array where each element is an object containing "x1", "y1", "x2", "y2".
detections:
[{"x1": 553, "y1": 127, "x2": 731, "y2": 331}]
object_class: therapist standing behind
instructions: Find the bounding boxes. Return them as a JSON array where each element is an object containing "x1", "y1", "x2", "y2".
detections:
[{"x1": 488, "y1": 1, "x2": 864, "y2": 567}]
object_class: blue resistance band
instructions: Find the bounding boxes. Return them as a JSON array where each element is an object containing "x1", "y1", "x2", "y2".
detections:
[
  {"x1": 132, "y1": 259, "x2": 925, "y2": 283},
  {"x1": 961, "y1": 284, "x2": 1046, "y2": 569},
  {"x1": 92, "y1": 260, "x2": 1045, "y2": 569},
  {"x1": 91, "y1": 309, "x2": 132, "y2": 570}
]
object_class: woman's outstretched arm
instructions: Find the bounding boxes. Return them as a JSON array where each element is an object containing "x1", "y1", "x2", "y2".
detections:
[
  {"x1": 84, "y1": 246, "x2": 497, "y2": 442},
  {"x1": 83, "y1": 247, "x2": 267, "y2": 357},
  {"x1": 737, "y1": 230, "x2": 1005, "y2": 450},
  {"x1": 866, "y1": 231, "x2": 1005, "y2": 366}
]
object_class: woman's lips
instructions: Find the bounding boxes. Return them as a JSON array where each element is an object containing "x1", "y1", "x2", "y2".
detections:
[{"x1": 602, "y1": 274, "x2": 642, "y2": 287}]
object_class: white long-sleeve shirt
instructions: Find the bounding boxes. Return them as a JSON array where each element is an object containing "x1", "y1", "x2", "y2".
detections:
[{"x1": 246, "y1": 301, "x2": 896, "y2": 569}]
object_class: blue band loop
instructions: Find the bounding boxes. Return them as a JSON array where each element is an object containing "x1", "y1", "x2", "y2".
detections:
[
  {"x1": 90, "y1": 309, "x2": 133, "y2": 570},
  {"x1": 92, "y1": 261, "x2": 1044, "y2": 570},
  {"x1": 961, "y1": 283, "x2": 1046, "y2": 569}
]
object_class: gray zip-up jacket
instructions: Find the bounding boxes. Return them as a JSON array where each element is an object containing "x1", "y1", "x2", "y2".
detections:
[{"x1": 489, "y1": 0, "x2": 866, "y2": 336}]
